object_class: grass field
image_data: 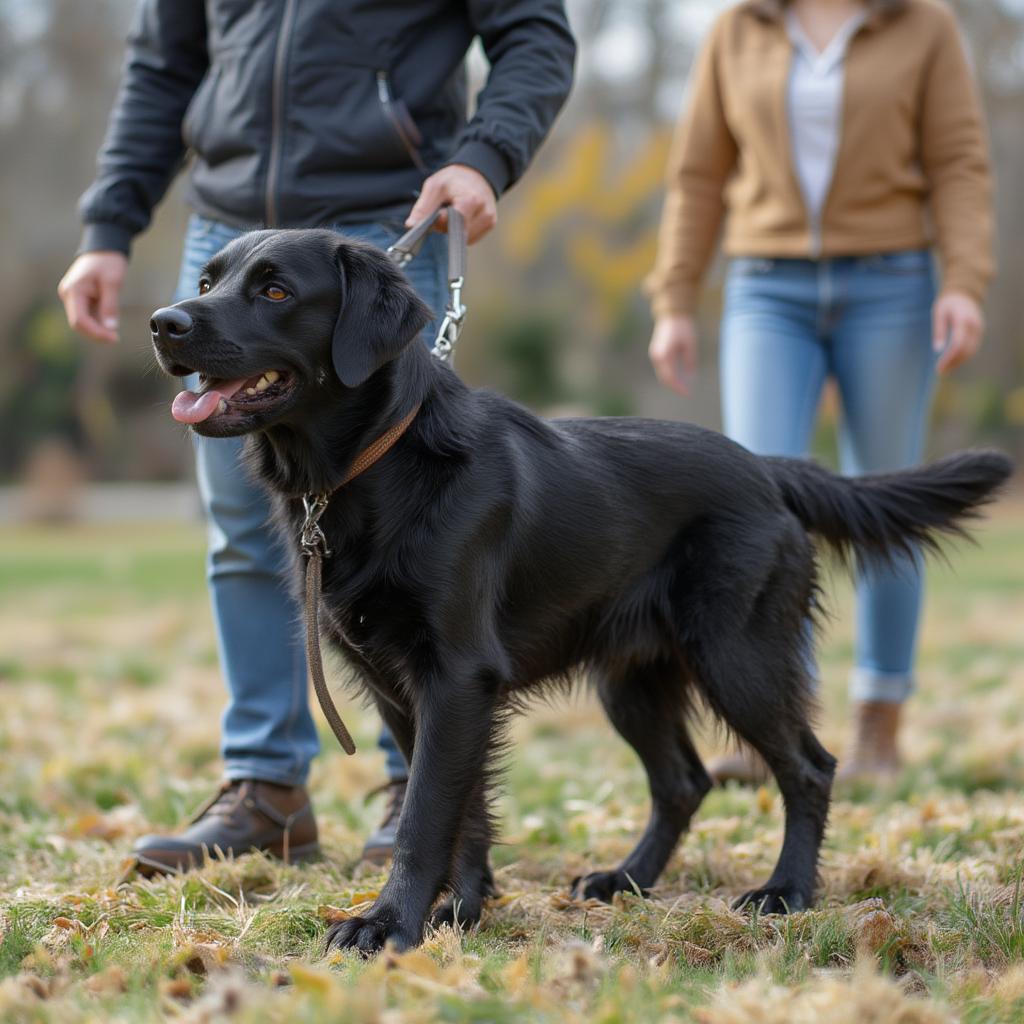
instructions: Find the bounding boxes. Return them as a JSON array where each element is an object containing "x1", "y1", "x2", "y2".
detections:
[{"x1": 1, "y1": 503, "x2": 1023, "y2": 1023}]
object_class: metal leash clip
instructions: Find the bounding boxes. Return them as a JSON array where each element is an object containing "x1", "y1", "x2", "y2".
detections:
[
  {"x1": 299, "y1": 493, "x2": 331, "y2": 558},
  {"x1": 432, "y1": 274, "x2": 465, "y2": 363},
  {"x1": 387, "y1": 205, "x2": 468, "y2": 365}
]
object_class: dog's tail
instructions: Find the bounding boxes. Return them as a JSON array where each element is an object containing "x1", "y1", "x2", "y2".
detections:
[{"x1": 767, "y1": 450, "x2": 1014, "y2": 567}]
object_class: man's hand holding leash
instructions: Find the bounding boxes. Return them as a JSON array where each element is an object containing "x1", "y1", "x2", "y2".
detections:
[{"x1": 407, "y1": 164, "x2": 497, "y2": 244}]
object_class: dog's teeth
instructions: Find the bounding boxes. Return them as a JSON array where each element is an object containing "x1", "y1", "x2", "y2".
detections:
[
  {"x1": 255, "y1": 376, "x2": 270, "y2": 392},
  {"x1": 217, "y1": 399, "x2": 227, "y2": 414},
  {"x1": 246, "y1": 387, "x2": 258, "y2": 395},
  {"x1": 264, "y1": 370, "x2": 280, "y2": 384}
]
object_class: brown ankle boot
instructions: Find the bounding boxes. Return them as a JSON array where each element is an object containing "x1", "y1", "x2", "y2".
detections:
[
  {"x1": 131, "y1": 780, "x2": 319, "y2": 876},
  {"x1": 707, "y1": 744, "x2": 771, "y2": 787},
  {"x1": 837, "y1": 701, "x2": 903, "y2": 783}
]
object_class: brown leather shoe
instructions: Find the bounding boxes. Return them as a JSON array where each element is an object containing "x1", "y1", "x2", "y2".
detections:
[
  {"x1": 707, "y1": 743, "x2": 771, "y2": 788},
  {"x1": 131, "y1": 780, "x2": 319, "y2": 876},
  {"x1": 360, "y1": 778, "x2": 407, "y2": 865},
  {"x1": 836, "y1": 700, "x2": 902, "y2": 783}
]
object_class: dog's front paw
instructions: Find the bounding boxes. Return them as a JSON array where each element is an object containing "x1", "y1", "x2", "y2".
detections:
[
  {"x1": 430, "y1": 867, "x2": 496, "y2": 931},
  {"x1": 325, "y1": 913, "x2": 418, "y2": 956},
  {"x1": 430, "y1": 894, "x2": 485, "y2": 931},
  {"x1": 430, "y1": 897, "x2": 481, "y2": 931},
  {"x1": 733, "y1": 885, "x2": 809, "y2": 915},
  {"x1": 570, "y1": 869, "x2": 648, "y2": 904}
]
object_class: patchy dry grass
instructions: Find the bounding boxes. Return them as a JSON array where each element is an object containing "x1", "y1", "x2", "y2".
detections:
[{"x1": 0, "y1": 502, "x2": 1022, "y2": 1022}]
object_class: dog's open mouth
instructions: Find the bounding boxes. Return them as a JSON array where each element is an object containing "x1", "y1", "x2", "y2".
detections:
[{"x1": 171, "y1": 370, "x2": 294, "y2": 425}]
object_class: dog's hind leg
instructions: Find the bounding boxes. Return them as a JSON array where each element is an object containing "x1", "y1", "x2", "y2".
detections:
[
  {"x1": 733, "y1": 722, "x2": 834, "y2": 914},
  {"x1": 572, "y1": 656, "x2": 711, "y2": 903},
  {"x1": 688, "y1": 567, "x2": 836, "y2": 913}
]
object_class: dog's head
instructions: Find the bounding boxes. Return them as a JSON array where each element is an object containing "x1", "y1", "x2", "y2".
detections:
[{"x1": 150, "y1": 229, "x2": 432, "y2": 438}]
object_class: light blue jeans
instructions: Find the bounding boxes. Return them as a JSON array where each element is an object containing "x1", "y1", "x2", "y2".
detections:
[
  {"x1": 720, "y1": 251, "x2": 939, "y2": 705},
  {"x1": 173, "y1": 213, "x2": 446, "y2": 785}
]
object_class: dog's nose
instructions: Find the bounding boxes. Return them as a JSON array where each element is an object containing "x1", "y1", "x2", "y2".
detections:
[{"x1": 150, "y1": 306, "x2": 193, "y2": 342}]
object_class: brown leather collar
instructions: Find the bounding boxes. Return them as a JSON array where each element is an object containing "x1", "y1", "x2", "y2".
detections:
[{"x1": 339, "y1": 402, "x2": 420, "y2": 488}]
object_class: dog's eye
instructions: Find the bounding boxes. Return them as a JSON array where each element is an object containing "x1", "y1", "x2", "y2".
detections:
[
  {"x1": 263, "y1": 285, "x2": 289, "y2": 302},
  {"x1": 198, "y1": 279, "x2": 211, "y2": 295}
]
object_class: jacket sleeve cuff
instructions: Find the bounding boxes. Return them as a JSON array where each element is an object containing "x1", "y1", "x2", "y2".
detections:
[
  {"x1": 646, "y1": 278, "x2": 699, "y2": 319},
  {"x1": 447, "y1": 140, "x2": 513, "y2": 197},
  {"x1": 78, "y1": 222, "x2": 135, "y2": 257},
  {"x1": 940, "y1": 269, "x2": 991, "y2": 307}
]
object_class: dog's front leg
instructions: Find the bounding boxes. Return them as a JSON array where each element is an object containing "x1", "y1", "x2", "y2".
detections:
[{"x1": 326, "y1": 668, "x2": 500, "y2": 955}]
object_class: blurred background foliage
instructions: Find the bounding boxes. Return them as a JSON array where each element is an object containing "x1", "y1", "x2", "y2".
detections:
[{"x1": 1, "y1": 0, "x2": 1022, "y2": 486}]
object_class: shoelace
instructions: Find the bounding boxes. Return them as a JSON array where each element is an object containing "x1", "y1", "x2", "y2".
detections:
[{"x1": 188, "y1": 780, "x2": 243, "y2": 823}]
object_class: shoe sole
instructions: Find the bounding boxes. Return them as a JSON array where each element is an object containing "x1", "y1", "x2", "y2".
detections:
[{"x1": 132, "y1": 840, "x2": 321, "y2": 878}]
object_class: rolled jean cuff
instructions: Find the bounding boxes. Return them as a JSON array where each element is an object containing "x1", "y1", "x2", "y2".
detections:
[
  {"x1": 224, "y1": 760, "x2": 310, "y2": 787},
  {"x1": 849, "y1": 667, "x2": 914, "y2": 705}
]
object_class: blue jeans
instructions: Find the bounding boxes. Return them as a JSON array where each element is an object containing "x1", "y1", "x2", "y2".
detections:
[
  {"x1": 173, "y1": 213, "x2": 447, "y2": 784},
  {"x1": 720, "y1": 251, "x2": 938, "y2": 705}
]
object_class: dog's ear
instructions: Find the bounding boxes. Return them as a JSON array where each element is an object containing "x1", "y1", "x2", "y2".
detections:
[{"x1": 332, "y1": 240, "x2": 433, "y2": 388}]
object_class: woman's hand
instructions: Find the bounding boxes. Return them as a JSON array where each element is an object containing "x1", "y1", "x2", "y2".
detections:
[
  {"x1": 649, "y1": 315, "x2": 699, "y2": 396},
  {"x1": 933, "y1": 291, "x2": 984, "y2": 374}
]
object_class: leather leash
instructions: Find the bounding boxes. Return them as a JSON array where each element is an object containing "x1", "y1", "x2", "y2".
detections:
[
  {"x1": 301, "y1": 404, "x2": 420, "y2": 755},
  {"x1": 303, "y1": 206, "x2": 468, "y2": 756}
]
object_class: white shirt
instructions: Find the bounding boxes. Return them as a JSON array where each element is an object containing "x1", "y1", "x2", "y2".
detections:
[{"x1": 786, "y1": 8, "x2": 867, "y2": 222}]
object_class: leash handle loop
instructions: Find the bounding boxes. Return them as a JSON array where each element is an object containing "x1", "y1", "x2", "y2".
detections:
[{"x1": 386, "y1": 207, "x2": 445, "y2": 267}]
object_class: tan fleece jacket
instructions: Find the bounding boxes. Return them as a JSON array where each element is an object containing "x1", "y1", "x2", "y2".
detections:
[{"x1": 646, "y1": 0, "x2": 994, "y2": 317}]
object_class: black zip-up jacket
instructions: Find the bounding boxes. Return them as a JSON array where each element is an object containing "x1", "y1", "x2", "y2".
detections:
[{"x1": 79, "y1": 0, "x2": 576, "y2": 255}]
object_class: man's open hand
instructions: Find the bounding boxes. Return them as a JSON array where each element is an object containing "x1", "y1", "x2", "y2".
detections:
[
  {"x1": 407, "y1": 165, "x2": 497, "y2": 244},
  {"x1": 58, "y1": 251, "x2": 128, "y2": 344}
]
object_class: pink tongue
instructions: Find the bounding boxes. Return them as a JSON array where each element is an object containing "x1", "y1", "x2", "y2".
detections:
[{"x1": 171, "y1": 378, "x2": 248, "y2": 424}]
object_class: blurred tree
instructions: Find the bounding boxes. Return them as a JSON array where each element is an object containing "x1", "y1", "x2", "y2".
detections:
[
  {"x1": 0, "y1": 301, "x2": 83, "y2": 478},
  {"x1": 943, "y1": 0, "x2": 1024, "y2": 447},
  {"x1": 0, "y1": 0, "x2": 189, "y2": 481}
]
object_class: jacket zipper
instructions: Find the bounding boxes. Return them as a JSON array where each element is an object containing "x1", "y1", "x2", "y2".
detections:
[
  {"x1": 376, "y1": 71, "x2": 428, "y2": 173},
  {"x1": 266, "y1": 0, "x2": 299, "y2": 227}
]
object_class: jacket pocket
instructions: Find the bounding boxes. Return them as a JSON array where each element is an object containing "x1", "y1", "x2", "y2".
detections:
[
  {"x1": 375, "y1": 72, "x2": 427, "y2": 173},
  {"x1": 291, "y1": 65, "x2": 426, "y2": 175}
]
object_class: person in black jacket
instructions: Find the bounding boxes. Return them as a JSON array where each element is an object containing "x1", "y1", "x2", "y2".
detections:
[{"x1": 58, "y1": 0, "x2": 575, "y2": 875}]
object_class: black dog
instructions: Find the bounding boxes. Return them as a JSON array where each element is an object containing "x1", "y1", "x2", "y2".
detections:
[{"x1": 150, "y1": 229, "x2": 1012, "y2": 954}]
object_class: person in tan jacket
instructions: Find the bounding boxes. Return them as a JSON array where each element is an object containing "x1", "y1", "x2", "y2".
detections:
[{"x1": 646, "y1": 0, "x2": 993, "y2": 784}]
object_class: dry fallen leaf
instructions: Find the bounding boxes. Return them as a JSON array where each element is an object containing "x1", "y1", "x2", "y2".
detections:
[
  {"x1": 160, "y1": 977, "x2": 194, "y2": 1002},
  {"x1": 85, "y1": 965, "x2": 128, "y2": 995},
  {"x1": 289, "y1": 963, "x2": 336, "y2": 995}
]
